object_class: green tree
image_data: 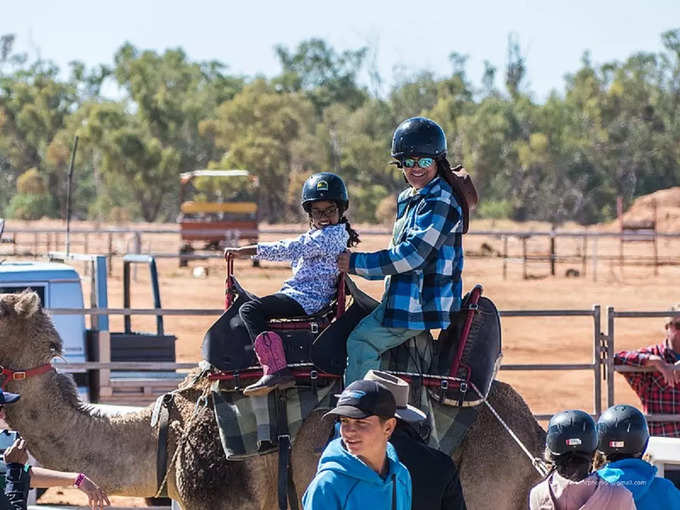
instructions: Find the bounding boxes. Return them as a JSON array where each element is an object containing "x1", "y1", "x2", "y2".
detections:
[
  {"x1": 274, "y1": 38, "x2": 368, "y2": 113},
  {"x1": 203, "y1": 79, "x2": 316, "y2": 222}
]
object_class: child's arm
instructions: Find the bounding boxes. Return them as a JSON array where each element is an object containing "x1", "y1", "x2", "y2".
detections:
[
  {"x1": 255, "y1": 226, "x2": 348, "y2": 262},
  {"x1": 224, "y1": 246, "x2": 257, "y2": 258}
]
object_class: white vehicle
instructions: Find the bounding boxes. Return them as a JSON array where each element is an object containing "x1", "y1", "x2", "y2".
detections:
[
  {"x1": 645, "y1": 436, "x2": 680, "y2": 488},
  {"x1": 0, "y1": 219, "x2": 180, "y2": 404}
]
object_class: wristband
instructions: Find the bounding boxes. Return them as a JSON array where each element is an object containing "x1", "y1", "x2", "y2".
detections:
[{"x1": 74, "y1": 473, "x2": 86, "y2": 488}]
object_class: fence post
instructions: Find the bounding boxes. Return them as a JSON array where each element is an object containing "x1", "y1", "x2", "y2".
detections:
[
  {"x1": 582, "y1": 234, "x2": 587, "y2": 277},
  {"x1": 606, "y1": 306, "x2": 615, "y2": 408},
  {"x1": 502, "y1": 235, "x2": 508, "y2": 280},
  {"x1": 593, "y1": 305, "x2": 602, "y2": 416},
  {"x1": 522, "y1": 235, "x2": 528, "y2": 280},
  {"x1": 133, "y1": 232, "x2": 142, "y2": 281},
  {"x1": 592, "y1": 237, "x2": 598, "y2": 282},
  {"x1": 108, "y1": 233, "x2": 114, "y2": 276},
  {"x1": 97, "y1": 330, "x2": 112, "y2": 398},
  {"x1": 550, "y1": 232, "x2": 556, "y2": 277}
]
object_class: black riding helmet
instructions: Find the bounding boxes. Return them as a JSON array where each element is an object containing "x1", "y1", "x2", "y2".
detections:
[
  {"x1": 546, "y1": 410, "x2": 598, "y2": 456},
  {"x1": 597, "y1": 405, "x2": 650, "y2": 457},
  {"x1": 391, "y1": 117, "x2": 447, "y2": 160},
  {"x1": 301, "y1": 172, "x2": 349, "y2": 213}
]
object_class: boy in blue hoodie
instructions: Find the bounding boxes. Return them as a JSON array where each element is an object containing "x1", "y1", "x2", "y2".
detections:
[
  {"x1": 302, "y1": 380, "x2": 412, "y2": 510},
  {"x1": 597, "y1": 404, "x2": 680, "y2": 509}
]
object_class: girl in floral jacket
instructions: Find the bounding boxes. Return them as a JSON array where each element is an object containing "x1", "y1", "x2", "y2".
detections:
[{"x1": 226, "y1": 172, "x2": 359, "y2": 395}]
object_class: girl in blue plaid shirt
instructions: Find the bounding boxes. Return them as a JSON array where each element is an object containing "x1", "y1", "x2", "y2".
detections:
[
  {"x1": 226, "y1": 172, "x2": 359, "y2": 395},
  {"x1": 338, "y1": 117, "x2": 465, "y2": 384}
]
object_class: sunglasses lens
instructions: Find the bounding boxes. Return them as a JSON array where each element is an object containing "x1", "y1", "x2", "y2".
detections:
[
  {"x1": 402, "y1": 159, "x2": 416, "y2": 168},
  {"x1": 418, "y1": 158, "x2": 434, "y2": 168}
]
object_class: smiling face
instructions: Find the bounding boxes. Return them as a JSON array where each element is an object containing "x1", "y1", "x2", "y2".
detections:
[
  {"x1": 401, "y1": 157, "x2": 438, "y2": 190},
  {"x1": 339, "y1": 415, "x2": 396, "y2": 472},
  {"x1": 309, "y1": 200, "x2": 340, "y2": 229}
]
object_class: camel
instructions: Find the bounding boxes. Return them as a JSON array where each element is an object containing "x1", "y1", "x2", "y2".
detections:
[{"x1": 0, "y1": 290, "x2": 546, "y2": 509}]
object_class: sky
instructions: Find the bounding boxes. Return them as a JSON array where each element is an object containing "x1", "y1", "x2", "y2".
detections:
[{"x1": 2, "y1": 0, "x2": 679, "y2": 101}]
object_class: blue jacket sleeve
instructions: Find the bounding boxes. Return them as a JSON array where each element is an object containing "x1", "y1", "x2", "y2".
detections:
[
  {"x1": 349, "y1": 194, "x2": 461, "y2": 279},
  {"x1": 302, "y1": 471, "x2": 343, "y2": 510},
  {"x1": 4, "y1": 464, "x2": 29, "y2": 510}
]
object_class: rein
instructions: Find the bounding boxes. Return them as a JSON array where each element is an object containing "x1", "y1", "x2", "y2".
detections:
[{"x1": 0, "y1": 363, "x2": 53, "y2": 389}]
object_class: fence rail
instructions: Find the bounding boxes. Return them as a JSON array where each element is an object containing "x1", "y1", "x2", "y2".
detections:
[
  {"x1": 605, "y1": 307, "x2": 680, "y2": 424},
  {"x1": 5, "y1": 227, "x2": 680, "y2": 280},
  {"x1": 40, "y1": 303, "x2": 680, "y2": 424},
  {"x1": 44, "y1": 304, "x2": 605, "y2": 420}
]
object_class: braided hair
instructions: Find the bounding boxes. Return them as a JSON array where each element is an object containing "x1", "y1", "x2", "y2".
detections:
[{"x1": 543, "y1": 447, "x2": 594, "y2": 482}]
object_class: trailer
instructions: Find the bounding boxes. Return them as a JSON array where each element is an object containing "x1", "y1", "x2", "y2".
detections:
[{"x1": 178, "y1": 169, "x2": 259, "y2": 266}]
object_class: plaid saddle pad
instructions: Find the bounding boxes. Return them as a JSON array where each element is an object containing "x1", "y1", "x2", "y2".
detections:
[
  {"x1": 211, "y1": 379, "x2": 341, "y2": 460},
  {"x1": 380, "y1": 332, "x2": 480, "y2": 455}
]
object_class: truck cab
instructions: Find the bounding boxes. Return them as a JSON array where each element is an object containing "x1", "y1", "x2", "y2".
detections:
[
  {"x1": 0, "y1": 260, "x2": 90, "y2": 395},
  {"x1": 0, "y1": 220, "x2": 178, "y2": 404}
]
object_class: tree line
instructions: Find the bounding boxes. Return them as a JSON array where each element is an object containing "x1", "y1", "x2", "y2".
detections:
[{"x1": 1, "y1": 31, "x2": 680, "y2": 225}]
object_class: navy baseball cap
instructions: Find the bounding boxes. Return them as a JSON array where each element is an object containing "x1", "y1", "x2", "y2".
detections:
[
  {"x1": 324, "y1": 380, "x2": 397, "y2": 419},
  {"x1": 0, "y1": 391, "x2": 20, "y2": 405}
]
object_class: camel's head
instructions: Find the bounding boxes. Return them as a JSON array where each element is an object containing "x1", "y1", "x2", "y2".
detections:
[{"x1": 0, "y1": 291, "x2": 63, "y2": 370}]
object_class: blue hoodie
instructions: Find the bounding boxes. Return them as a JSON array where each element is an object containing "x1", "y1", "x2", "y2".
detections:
[
  {"x1": 598, "y1": 458, "x2": 680, "y2": 510},
  {"x1": 303, "y1": 437, "x2": 412, "y2": 510}
]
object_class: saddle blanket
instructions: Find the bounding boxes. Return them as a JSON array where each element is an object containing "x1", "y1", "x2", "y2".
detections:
[{"x1": 211, "y1": 379, "x2": 341, "y2": 460}]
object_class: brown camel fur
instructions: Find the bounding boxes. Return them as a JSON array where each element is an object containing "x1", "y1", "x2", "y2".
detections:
[{"x1": 0, "y1": 291, "x2": 545, "y2": 509}]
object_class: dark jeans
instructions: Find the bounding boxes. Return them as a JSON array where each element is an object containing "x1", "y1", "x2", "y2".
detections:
[{"x1": 239, "y1": 293, "x2": 306, "y2": 341}]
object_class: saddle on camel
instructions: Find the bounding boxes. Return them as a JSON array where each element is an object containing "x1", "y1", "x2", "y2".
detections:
[{"x1": 195, "y1": 251, "x2": 502, "y2": 509}]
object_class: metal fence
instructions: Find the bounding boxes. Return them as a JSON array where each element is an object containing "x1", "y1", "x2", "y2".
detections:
[
  {"x1": 5, "y1": 227, "x2": 680, "y2": 278},
  {"x1": 46, "y1": 304, "x2": 680, "y2": 424},
  {"x1": 48, "y1": 305, "x2": 605, "y2": 421},
  {"x1": 605, "y1": 308, "x2": 680, "y2": 424},
  {"x1": 498, "y1": 306, "x2": 602, "y2": 420}
]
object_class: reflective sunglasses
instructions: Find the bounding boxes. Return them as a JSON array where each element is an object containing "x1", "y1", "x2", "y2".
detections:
[
  {"x1": 310, "y1": 205, "x2": 339, "y2": 220},
  {"x1": 402, "y1": 157, "x2": 434, "y2": 169}
]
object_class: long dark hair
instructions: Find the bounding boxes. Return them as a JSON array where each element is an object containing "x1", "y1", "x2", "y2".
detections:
[
  {"x1": 544, "y1": 448, "x2": 595, "y2": 482},
  {"x1": 307, "y1": 202, "x2": 360, "y2": 247}
]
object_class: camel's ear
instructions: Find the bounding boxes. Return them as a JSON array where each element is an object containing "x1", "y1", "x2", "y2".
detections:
[{"x1": 14, "y1": 291, "x2": 41, "y2": 317}]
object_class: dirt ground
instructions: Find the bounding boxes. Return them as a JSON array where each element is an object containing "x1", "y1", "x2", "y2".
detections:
[{"x1": 5, "y1": 216, "x2": 680, "y2": 507}]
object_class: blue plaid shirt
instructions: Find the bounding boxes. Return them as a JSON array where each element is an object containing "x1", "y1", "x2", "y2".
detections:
[{"x1": 349, "y1": 176, "x2": 463, "y2": 329}]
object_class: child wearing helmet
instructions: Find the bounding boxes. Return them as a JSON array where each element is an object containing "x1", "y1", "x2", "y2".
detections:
[
  {"x1": 529, "y1": 410, "x2": 635, "y2": 509},
  {"x1": 338, "y1": 117, "x2": 464, "y2": 384},
  {"x1": 596, "y1": 404, "x2": 680, "y2": 509},
  {"x1": 226, "y1": 172, "x2": 359, "y2": 396}
]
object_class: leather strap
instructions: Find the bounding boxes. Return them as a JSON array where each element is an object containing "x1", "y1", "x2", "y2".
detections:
[
  {"x1": 0, "y1": 364, "x2": 52, "y2": 389},
  {"x1": 276, "y1": 390, "x2": 299, "y2": 510},
  {"x1": 156, "y1": 393, "x2": 173, "y2": 497}
]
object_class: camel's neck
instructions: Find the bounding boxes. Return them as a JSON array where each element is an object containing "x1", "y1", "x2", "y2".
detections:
[{"x1": 4, "y1": 369, "x2": 158, "y2": 496}]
